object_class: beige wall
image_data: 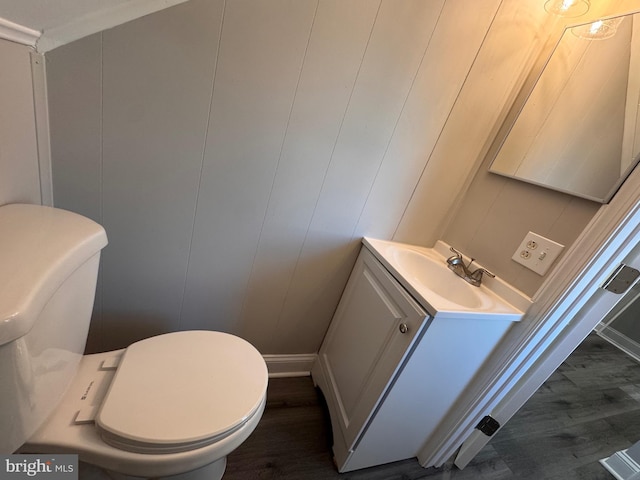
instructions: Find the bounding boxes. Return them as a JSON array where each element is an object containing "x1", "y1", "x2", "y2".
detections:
[
  {"x1": 47, "y1": 0, "x2": 505, "y2": 354},
  {"x1": 443, "y1": 167, "x2": 600, "y2": 298},
  {"x1": 393, "y1": 1, "x2": 640, "y2": 300},
  {"x1": 437, "y1": 5, "x2": 620, "y2": 298},
  {"x1": 46, "y1": 0, "x2": 604, "y2": 354},
  {"x1": 0, "y1": 39, "x2": 41, "y2": 206}
]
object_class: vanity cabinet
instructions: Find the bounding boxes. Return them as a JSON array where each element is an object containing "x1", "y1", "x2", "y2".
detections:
[
  {"x1": 312, "y1": 247, "x2": 428, "y2": 465},
  {"x1": 312, "y1": 242, "x2": 521, "y2": 472},
  {"x1": 312, "y1": 246, "x2": 429, "y2": 470}
]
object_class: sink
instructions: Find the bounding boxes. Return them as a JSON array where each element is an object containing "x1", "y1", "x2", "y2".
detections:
[
  {"x1": 362, "y1": 238, "x2": 531, "y2": 320},
  {"x1": 388, "y1": 248, "x2": 482, "y2": 308}
]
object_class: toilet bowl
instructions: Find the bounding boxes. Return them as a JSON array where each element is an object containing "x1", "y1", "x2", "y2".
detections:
[
  {"x1": 21, "y1": 330, "x2": 268, "y2": 479},
  {"x1": 0, "y1": 204, "x2": 268, "y2": 479}
]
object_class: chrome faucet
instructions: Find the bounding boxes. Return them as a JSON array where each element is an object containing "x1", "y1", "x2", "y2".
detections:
[{"x1": 446, "y1": 247, "x2": 495, "y2": 287}]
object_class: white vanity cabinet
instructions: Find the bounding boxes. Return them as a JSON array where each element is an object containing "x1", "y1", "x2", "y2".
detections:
[
  {"x1": 312, "y1": 240, "x2": 526, "y2": 472},
  {"x1": 312, "y1": 246, "x2": 429, "y2": 470}
]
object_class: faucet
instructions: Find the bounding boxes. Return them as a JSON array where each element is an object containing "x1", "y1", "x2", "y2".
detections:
[{"x1": 446, "y1": 247, "x2": 495, "y2": 287}]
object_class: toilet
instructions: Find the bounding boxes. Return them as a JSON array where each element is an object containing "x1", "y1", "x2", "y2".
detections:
[{"x1": 0, "y1": 203, "x2": 268, "y2": 479}]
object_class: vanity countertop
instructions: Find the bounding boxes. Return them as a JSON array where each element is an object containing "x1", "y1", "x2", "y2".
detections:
[{"x1": 362, "y1": 237, "x2": 532, "y2": 321}]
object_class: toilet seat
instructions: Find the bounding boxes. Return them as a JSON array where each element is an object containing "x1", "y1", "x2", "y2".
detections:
[
  {"x1": 22, "y1": 337, "x2": 268, "y2": 478},
  {"x1": 95, "y1": 330, "x2": 268, "y2": 455}
]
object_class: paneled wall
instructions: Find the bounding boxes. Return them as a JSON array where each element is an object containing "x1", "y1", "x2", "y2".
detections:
[
  {"x1": 389, "y1": 0, "x2": 612, "y2": 298},
  {"x1": 48, "y1": 0, "x2": 506, "y2": 354},
  {"x1": 439, "y1": 4, "x2": 622, "y2": 297},
  {"x1": 444, "y1": 154, "x2": 601, "y2": 298},
  {"x1": 0, "y1": 39, "x2": 41, "y2": 206},
  {"x1": 47, "y1": 0, "x2": 600, "y2": 354}
]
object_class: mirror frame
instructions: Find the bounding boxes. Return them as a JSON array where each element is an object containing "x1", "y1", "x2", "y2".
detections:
[{"x1": 486, "y1": 11, "x2": 640, "y2": 204}]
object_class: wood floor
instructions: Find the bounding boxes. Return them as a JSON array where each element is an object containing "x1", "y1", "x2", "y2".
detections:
[{"x1": 224, "y1": 334, "x2": 640, "y2": 479}]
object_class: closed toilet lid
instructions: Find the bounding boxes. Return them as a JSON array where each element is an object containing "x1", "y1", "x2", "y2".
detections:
[{"x1": 95, "y1": 331, "x2": 268, "y2": 454}]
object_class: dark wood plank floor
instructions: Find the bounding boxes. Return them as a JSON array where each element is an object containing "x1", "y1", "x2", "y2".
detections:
[{"x1": 224, "y1": 334, "x2": 640, "y2": 479}]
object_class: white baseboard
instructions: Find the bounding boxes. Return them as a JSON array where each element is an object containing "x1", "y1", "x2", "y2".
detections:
[{"x1": 263, "y1": 354, "x2": 317, "y2": 378}]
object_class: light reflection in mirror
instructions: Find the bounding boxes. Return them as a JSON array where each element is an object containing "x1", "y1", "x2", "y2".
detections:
[{"x1": 489, "y1": 12, "x2": 640, "y2": 203}]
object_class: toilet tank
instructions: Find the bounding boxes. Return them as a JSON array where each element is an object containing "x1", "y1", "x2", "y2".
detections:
[{"x1": 0, "y1": 204, "x2": 108, "y2": 453}]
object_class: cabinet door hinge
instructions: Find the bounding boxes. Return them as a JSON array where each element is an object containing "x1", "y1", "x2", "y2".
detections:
[{"x1": 475, "y1": 415, "x2": 500, "y2": 437}]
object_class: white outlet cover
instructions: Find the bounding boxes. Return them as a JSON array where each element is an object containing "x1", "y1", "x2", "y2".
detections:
[{"x1": 512, "y1": 231, "x2": 564, "y2": 276}]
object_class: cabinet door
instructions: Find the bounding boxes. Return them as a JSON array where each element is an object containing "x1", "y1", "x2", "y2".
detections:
[{"x1": 318, "y1": 247, "x2": 427, "y2": 449}]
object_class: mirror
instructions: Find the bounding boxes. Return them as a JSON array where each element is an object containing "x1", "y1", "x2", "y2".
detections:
[{"x1": 489, "y1": 12, "x2": 640, "y2": 203}]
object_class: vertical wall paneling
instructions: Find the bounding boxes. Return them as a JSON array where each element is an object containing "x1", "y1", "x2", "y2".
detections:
[
  {"x1": 270, "y1": 0, "x2": 447, "y2": 353},
  {"x1": 47, "y1": 34, "x2": 103, "y2": 222},
  {"x1": 45, "y1": 0, "x2": 607, "y2": 354},
  {"x1": 444, "y1": 164, "x2": 600, "y2": 297},
  {"x1": 30, "y1": 53, "x2": 54, "y2": 206},
  {"x1": 236, "y1": 0, "x2": 381, "y2": 351},
  {"x1": 353, "y1": 0, "x2": 503, "y2": 240},
  {"x1": 438, "y1": 0, "x2": 604, "y2": 297},
  {"x1": 0, "y1": 39, "x2": 41, "y2": 206},
  {"x1": 179, "y1": 0, "x2": 318, "y2": 334},
  {"x1": 47, "y1": 33, "x2": 104, "y2": 351},
  {"x1": 100, "y1": 0, "x2": 223, "y2": 348},
  {"x1": 394, "y1": 0, "x2": 552, "y2": 247}
]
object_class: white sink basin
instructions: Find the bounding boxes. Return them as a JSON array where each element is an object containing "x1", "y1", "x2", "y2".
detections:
[
  {"x1": 388, "y1": 247, "x2": 483, "y2": 309},
  {"x1": 362, "y1": 238, "x2": 531, "y2": 320}
]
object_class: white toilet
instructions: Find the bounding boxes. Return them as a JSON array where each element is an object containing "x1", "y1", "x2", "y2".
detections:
[{"x1": 0, "y1": 203, "x2": 269, "y2": 479}]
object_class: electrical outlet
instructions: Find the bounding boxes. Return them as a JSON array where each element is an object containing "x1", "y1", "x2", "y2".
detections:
[{"x1": 512, "y1": 231, "x2": 564, "y2": 276}]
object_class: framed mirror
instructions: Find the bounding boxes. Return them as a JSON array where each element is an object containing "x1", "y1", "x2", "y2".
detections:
[{"x1": 489, "y1": 12, "x2": 640, "y2": 203}]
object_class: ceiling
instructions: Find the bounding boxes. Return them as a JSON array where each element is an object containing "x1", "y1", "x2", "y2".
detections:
[{"x1": 0, "y1": 0, "x2": 189, "y2": 52}]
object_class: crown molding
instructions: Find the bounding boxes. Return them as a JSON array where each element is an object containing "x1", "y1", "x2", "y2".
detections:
[
  {"x1": 0, "y1": 17, "x2": 40, "y2": 48},
  {"x1": 36, "y1": 0, "x2": 189, "y2": 52},
  {"x1": 0, "y1": 0, "x2": 190, "y2": 53}
]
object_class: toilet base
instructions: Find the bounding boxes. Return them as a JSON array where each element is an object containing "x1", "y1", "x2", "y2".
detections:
[{"x1": 105, "y1": 457, "x2": 226, "y2": 480}]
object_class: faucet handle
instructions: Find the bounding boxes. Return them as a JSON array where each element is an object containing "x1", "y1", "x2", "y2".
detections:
[
  {"x1": 475, "y1": 268, "x2": 495, "y2": 279},
  {"x1": 447, "y1": 247, "x2": 463, "y2": 264},
  {"x1": 468, "y1": 267, "x2": 495, "y2": 286}
]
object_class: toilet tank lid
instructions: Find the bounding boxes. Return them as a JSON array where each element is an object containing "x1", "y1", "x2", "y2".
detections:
[{"x1": 0, "y1": 204, "x2": 108, "y2": 346}]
